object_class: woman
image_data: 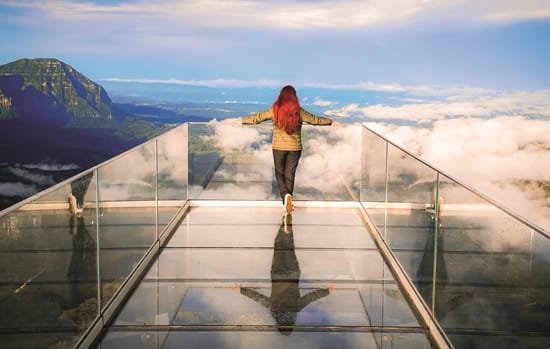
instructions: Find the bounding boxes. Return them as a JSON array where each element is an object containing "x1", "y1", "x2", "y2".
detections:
[{"x1": 242, "y1": 85, "x2": 334, "y2": 215}]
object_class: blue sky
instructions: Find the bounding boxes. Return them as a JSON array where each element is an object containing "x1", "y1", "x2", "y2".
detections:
[{"x1": 0, "y1": 0, "x2": 549, "y2": 90}]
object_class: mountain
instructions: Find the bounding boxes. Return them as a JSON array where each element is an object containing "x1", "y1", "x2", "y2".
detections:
[
  {"x1": 0, "y1": 58, "x2": 116, "y2": 123},
  {"x1": 0, "y1": 58, "x2": 169, "y2": 210}
]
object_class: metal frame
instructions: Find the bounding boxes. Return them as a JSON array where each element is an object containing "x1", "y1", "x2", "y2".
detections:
[
  {"x1": 3, "y1": 121, "x2": 545, "y2": 237},
  {"x1": 357, "y1": 202, "x2": 453, "y2": 349},
  {"x1": 189, "y1": 199, "x2": 360, "y2": 208}
]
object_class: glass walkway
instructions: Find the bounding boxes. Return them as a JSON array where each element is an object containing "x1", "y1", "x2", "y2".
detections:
[{"x1": 0, "y1": 123, "x2": 548, "y2": 349}]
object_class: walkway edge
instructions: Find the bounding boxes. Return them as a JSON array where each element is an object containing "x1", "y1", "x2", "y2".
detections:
[{"x1": 357, "y1": 203, "x2": 453, "y2": 349}]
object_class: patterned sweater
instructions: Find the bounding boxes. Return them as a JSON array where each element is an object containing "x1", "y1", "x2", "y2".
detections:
[{"x1": 241, "y1": 107, "x2": 332, "y2": 151}]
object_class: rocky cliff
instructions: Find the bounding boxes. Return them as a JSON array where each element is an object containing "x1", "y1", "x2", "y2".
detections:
[{"x1": 0, "y1": 58, "x2": 114, "y2": 121}]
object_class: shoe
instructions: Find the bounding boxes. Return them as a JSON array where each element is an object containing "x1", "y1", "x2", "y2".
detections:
[
  {"x1": 68, "y1": 193, "x2": 83, "y2": 216},
  {"x1": 283, "y1": 194, "x2": 293, "y2": 215}
]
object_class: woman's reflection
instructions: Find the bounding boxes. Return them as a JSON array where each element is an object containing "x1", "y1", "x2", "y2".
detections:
[
  {"x1": 67, "y1": 214, "x2": 96, "y2": 307},
  {"x1": 234, "y1": 215, "x2": 334, "y2": 335}
]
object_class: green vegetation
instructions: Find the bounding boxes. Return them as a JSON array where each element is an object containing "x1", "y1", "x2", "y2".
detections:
[
  {"x1": 188, "y1": 126, "x2": 219, "y2": 153},
  {"x1": 115, "y1": 118, "x2": 173, "y2": 140},
  {"x1": 64, "y1": 116, "x2": 117, "y2": 128},
  {"x1": 0, "y1": 58, "x2": 113, "y2": 120},
  {"x1": 0, "y1": 107, "x2": 15, "y2": 120},
  {"x1": 0, "y1": 58, "x2": 175, "y2": 143}
]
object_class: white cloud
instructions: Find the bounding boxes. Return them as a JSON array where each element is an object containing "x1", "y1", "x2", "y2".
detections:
[
  {"x1": 2, "y1": 0, "x2": 549, "y2": 30},
  {"x1": 205, "y1": 118, "x2": 271, "y2": 151},
  {"x1": 327, "y1": 90, "x2": 550, "y2": 122},
  {"x1": 480, "y1": 1, "x2": 550, "y2": 22},
  {"x1": 297, "y1": 124, "x2": 361, "y2": 197},
  {"x1": 310, "y1": 97, "x2": 337, "y2": 107},
  {"x1": 101, "y1": 77, "x2": 504, "y2": 98},
  {"x1": 19, "y1": 162, "x2": 80, "y2": 171},
  {"x1": 101, "y1": 78, "x2": 284, "y2": 89},
  {"x1": 8, "y1": 168, "x2": 56, "y2": 186},
  {"x1": 366, "y1": 116, "x2": 550, "y2": 230},
  {"x1": 0, "y1": 182, "x2": 39, "y2": 197}
]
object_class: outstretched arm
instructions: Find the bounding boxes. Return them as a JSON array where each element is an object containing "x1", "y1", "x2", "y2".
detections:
[
  {"x1": 297, "y1": 288, "x2": 331, "y2": 311},
  {"x1": 299, "y1": 108, "x2": 332, "y2": 126},
  {"x1": 242, "y1": 108, "x2": 273, "y2": 125},
  {"x1": 239, "y1": 286, "x2": 271, "y2": 309}
]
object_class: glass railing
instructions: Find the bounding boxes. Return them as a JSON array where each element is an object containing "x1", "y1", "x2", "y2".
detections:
[
  {"x1": 0, "y1": 124, "x2": 188, "y2": 349},
  {"x1": 1, "y1": 119, "x2": 549, "y2": 349},
  {"x1": 360, "y1": 125, "x2": 550, "y2": 348}
]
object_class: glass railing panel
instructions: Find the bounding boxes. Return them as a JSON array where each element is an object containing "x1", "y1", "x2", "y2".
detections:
[
  {"x1": 97, "y1": 141, "x2": 156, "y2": 203},
  {"x1": 0, "y1": 171, "x2": 99, "y2": 348},
  {"x1": 157, "y1": 124, "x2": 188, "y2": 232},
  {"x1": 97, "y1": 142, "x2": 157, "y2": 307},
  {"x1": 295, "y1": 124, "x2": 360, "y2": 201},
  {"x1": 360, "y1": 126, "x2": 388, "y2": 203},
  {"x1": 188, "y1": 122, "x2": 276, "y2": 200},
  {"x1": 386, "y1": 144, "x2": 437, "y2": 205},
  {"x1": 412, "y1": 174, "x2": 542, "y2": 348},
  {"x1": 360, "y1": 126, "x2": 389, "y2": 229},
  {"x1": 384, "y1": 143, "x2": 438, "y2": 264},
  {"x1": 531, "y1": 231, "x2": 550, "y2": 332},
  {"x1": 188, "y1": 122, "x2": 360, "y2": 201}
]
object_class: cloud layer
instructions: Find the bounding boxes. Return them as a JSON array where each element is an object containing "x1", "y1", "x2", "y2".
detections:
[
  {"x1": 196, "y1": 86, "x2": 550, "y2": 231},
  {"x1": 327, "y1": 90, "x2": 550, "y2": 123},
  {"x1": 365, "y1": 117, "x2": 550, "y2": 230},
  {"x1": 3, "y1": 0, "x2": 550, "y2": 30}
]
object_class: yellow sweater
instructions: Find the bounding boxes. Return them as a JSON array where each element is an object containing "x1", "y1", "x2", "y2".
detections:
[{"x1": 242, "y1": 107, "x2": 332, "y2": 151}]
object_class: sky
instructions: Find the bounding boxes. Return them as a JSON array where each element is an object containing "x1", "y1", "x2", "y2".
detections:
[
  {"x1": 0, "y1": 0, "x2": 549, "y2": 89},
  {"x1": 0, "y1": 0, "x2": 549, "y2": 230}
]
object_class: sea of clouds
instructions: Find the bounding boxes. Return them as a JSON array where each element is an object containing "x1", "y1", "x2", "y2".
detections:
[
  {"x1": 192, "y1": 85, "x2": 549, "y2": 230},
  {"x1": 324, "y1": 88, "x2": 550, "y2": 231}
]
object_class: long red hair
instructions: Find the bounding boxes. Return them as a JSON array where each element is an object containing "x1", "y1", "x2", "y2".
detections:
[{"x1": 273, "y1": 85, "x2": 300, "y2": 134}]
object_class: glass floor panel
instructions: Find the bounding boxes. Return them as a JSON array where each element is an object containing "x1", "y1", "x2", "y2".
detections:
[{"x1": 99, "y1": 206, "x2": 429, "y2": 348}]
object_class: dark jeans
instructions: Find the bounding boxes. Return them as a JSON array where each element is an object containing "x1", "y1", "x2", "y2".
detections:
[{"x1": 273, "y1": 149, "x2": 301, "y2": 201}]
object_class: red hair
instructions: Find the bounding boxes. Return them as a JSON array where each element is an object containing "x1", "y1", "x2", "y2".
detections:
[{"x1": 273, "y1": 85, "x2": 300, "y2": 134}]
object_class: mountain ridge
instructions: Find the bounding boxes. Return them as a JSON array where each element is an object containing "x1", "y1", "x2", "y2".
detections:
[
  {"x1": 0, "y1": 58, "x2": 169, "y2": 210},
  {"x1": 0, "y1": 58, "x2": 115, "y2": 121}
]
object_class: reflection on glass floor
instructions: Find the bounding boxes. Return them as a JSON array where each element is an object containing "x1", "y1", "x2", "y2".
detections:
[
  {"x1": 99, "y1": 206, "x2": 430, "y2": 349},
  {"x1": 0, "y1": 207, "x2": 179, "y2": 349}
]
